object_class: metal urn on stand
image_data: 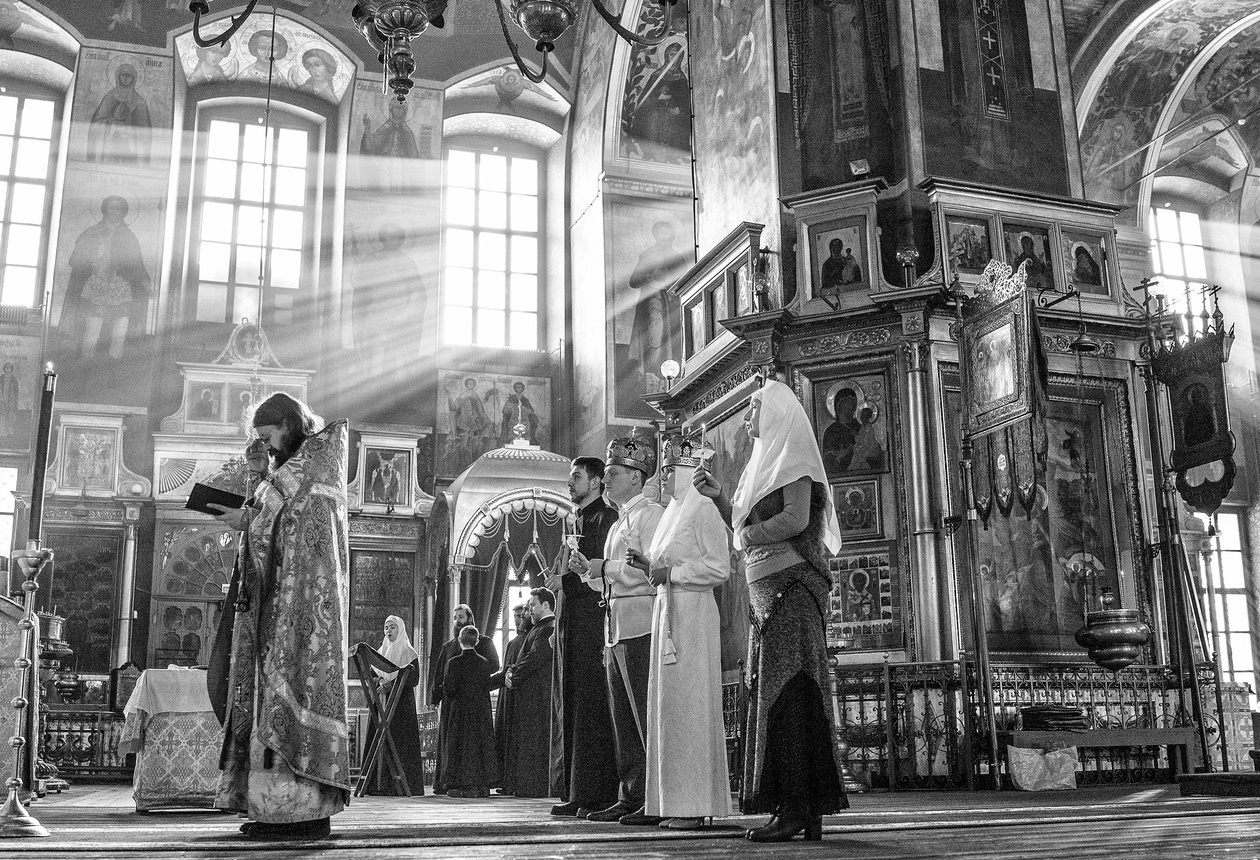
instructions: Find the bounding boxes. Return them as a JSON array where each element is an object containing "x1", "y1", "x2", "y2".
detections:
[
  {"x1": 0, "y1": 364, "x2": 56, "y2": 838},
  {"x1": 1074, "y1": 588, "x2": 1152, "y2": 673}
]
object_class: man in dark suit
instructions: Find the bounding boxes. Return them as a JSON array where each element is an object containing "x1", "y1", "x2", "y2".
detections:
[
  {"x1": 548, "y1": 457, "x2": 620, "y2": 816},
  {"x1": 491, "y1": 604, "x2": 530, "y2": 794},
  {"x1": 501, "y1": 587, "x2": 556, "y2": 797}
]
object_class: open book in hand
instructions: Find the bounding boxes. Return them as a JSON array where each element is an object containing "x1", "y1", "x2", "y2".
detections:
[{"x1": 184, "y1": 483, "x2": 246, "y2": 516}]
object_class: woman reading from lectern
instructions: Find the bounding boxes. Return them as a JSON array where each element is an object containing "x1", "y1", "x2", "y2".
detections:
[
  {"x1": 692, "y1": 378, "x2": 847, "y2": 842},
  {"x1": 362, "y1": 615, "x2": 425, "y2": 795}
]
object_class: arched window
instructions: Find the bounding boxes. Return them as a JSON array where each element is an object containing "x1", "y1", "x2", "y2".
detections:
[
  {"x1": 0, "y1": 85, "x2": 58, "y2": 308},
  {"x1": 186, "y1": 102, "x2": 318, "y2": 327},
  {"x1": 442, "y1": 141, "x2": 541, "y2": 350},
  {"x1": 1148, "y1": 200, "x2": 1211, "y2": 331}
]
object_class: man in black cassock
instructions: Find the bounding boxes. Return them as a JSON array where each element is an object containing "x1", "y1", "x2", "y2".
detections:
[
  {"x1": 436, "y1": 625, "x2": 498, "y2": 797},
  {"x1": 548, "y1": 457, "x2": 620, "y2": 816},
  {"x1": 429, "y1": 603, "x2": 499, "y2": 794},
  {"x1": 501, "y1": 587, "x2": 556, "y2": 798},
  {"x1": 491, "y1": 604, "x2": 530, "y2": 794}
]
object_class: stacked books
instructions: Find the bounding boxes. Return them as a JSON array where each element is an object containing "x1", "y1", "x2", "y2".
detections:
[{"x1": 1020, "y1": 704, "x2": 1089, "y2": 731}]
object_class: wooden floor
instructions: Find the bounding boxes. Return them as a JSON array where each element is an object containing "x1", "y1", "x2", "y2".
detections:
[{"x1": 6, "y1": 782, "x2": 1260, "y2": 858}]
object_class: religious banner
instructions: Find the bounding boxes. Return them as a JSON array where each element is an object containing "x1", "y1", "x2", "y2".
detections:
[
  {"x1": 959, "y1": 260, "x2": 1044, "y2": 438},
  {"x1": 1153, "y1": 327, "x2": 1236, "y2": 513}
]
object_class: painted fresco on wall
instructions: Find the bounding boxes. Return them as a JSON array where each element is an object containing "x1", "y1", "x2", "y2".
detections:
[
  {"x1": 0, "y1": 334, "x2": 41, "y2": 451},
  {"x1": 616, "y1": 1, "x2": 690, "y2": 167},
  {"x1": 813, "y1": 373, "x2": 888, "y2": 478},
  {"x1": 705, "y1": 405, "x2": 754, "y2": 673},
  {"x1": 690, "y1": 0, "x2": 778, "y2": 252},
  {"x1": 1078, "y1": 0, "x2": 1243, "y2": 222},
  {"x1": 435, "y1": 371, "x2": 551, "y2": 477},
  {"x1": 918, "y1": 0, "x2": 1068, "y2": 196},
  {"x1": 607, "y1": 198, "x2": 693, "y2": 419},
  {"x1": 570, "y1": 12, "x2": 617, "y2": 445},
  {"x1": 71, "y1": 48, "x2": 170, "y2": 166},
  {"x1": 351, "y1": 80, "x2": 443, "y2": 193},
  {"x1": 174, "y1": 17, "x2": 353, "y2": 103},
  {"x1": 0, "y1": 3, "x2": 77, "y2": 69},
  {"x1": 49, "y1": 166, "x2": 162, "y2": 399},
  {"x1": 1161, "y1": 21, "x2": 1260, "y2": 168},
  {"x1": 789, "y1": 0, "x2": 899, "y2": 190},
  {"x1": 342, "y1": 197, "x2": 439, "y2": 425}
]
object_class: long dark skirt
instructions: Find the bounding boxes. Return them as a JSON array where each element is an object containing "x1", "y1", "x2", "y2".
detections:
[
  {"x1": 741, "y1": 562, "x2": 847, "y2": 816},
  {"x1": 362, "y1": 682, "x2": 426, "y2": 796}
]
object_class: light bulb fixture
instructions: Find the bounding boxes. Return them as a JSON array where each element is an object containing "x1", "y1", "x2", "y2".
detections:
[
  {"x1": 660, "y1": 359, "x2": 681, "y2": 390},
  {"x1": 193, "y1": 0, "x2": 679, "y2": 102}
]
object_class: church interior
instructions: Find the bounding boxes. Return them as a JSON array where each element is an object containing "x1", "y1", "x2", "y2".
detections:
[{"x1": 2, "y1": 0, "x2": 1260, "y2": 852}]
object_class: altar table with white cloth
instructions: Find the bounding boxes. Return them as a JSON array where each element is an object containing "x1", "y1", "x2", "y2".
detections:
[{"x1": 118, "y1": 667, "x2": 221, "y2": 812}]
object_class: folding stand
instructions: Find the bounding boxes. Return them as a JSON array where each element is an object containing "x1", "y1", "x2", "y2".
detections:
[{"x1": 351, "y1": 642, "x2": 416, "y2": 797}]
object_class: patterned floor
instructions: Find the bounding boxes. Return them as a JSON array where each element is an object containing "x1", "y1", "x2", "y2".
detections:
[{"x1": 5, "y1": 782, "x2": 1260, "y2": 858}]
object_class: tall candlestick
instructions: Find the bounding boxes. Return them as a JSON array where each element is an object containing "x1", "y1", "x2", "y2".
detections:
[{"x1": 26, "y1": 365, "x2": 56, "y2": 548}]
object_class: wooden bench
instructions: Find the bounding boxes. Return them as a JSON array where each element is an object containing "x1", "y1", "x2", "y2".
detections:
[{"x1": 999, "y1": 727, "x2": 1197, "y2": 780}]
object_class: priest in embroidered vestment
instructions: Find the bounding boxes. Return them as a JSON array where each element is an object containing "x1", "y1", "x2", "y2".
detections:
[{"x1": 213, "y1": 393, "x2": 352, "y2": 840}]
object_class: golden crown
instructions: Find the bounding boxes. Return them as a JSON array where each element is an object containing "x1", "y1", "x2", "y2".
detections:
[
  {"x1": 661, "y1": 434, "x2": 707, "y2": 469},
  {"x1": 606, "y1": 435, "x2": 657, "y2": 477}
]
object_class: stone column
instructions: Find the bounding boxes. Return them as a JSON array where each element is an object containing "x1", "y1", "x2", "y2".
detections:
[
  {"x1": 114, "y1": 505, "x2": 140, "y2": 667},
  {"x1": 902, "y1": 337, "x2": 943, "y2": 660}
]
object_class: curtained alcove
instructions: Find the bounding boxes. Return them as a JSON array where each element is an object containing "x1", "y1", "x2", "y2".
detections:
[{"x1": 425, "y1": 440, "x2": 574, "y2": 696}]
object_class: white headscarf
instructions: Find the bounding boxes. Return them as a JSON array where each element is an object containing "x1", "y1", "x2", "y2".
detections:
[
  {"x1": 649, "y1": 461, "x2": 724, "y2": 567},
  {"x1": 729, "y1": 379, "x2": 842, "y2": 554},
  {"x1": 376, "y1": 615, "x2": 420, "y2": 680}
]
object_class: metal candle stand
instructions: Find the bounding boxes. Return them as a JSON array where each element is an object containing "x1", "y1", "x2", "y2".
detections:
[{"x1": 0, "y1": 366, "x2": 57, "y2": 838}]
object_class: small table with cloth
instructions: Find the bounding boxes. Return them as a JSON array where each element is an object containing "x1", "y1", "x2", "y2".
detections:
[{"x1": 119, "y1": 667, "x2": 222, "y2": 812}]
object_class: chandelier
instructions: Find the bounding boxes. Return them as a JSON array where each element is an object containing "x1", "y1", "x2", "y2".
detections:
[{"x1": 190, "y1": 0, "x2": 678, "y2": 102}]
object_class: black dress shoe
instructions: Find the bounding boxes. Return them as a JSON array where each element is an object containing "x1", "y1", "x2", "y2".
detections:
[
  {"x1": 586, "y1": 801, "x2": 637, "y2": 822},
  {"x1": 550, "y1": 801, "x2": 583, "y2": 816},
  {"x1": 746, "y1": 814, "x2": 822, "y2": 842},
  {"x1": 239, "y1": 817, "x2": 331, "y2": 840},
  {"x1": 618, "y1": 807, "x2": 665, "y2": 826}
]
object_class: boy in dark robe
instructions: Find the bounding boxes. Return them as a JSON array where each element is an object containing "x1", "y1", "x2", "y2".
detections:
[
  {"x1": 429, "y1": 604, "x2": 499, "y2": 793},
  {"x1": 438, "y1": 625, "x2": 499, "y2": 798}
]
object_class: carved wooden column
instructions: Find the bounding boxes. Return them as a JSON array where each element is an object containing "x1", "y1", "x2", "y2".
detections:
[{"x1": 902, "y1": 335, "x2": 943, "y2": 660}]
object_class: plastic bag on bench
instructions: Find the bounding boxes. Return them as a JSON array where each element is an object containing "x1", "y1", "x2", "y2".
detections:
[{"x1": 1008, "y1": 745, "x2": 1079, "y2": 791}]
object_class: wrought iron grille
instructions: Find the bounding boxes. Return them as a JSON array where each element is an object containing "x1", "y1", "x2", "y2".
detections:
[
  {"x1": 834, "y1": 659, "x2": 973, "y2": 790},
  {"x1": 829, "y1": 660, "x2": 1219, "y2": 790},
  {"x1": 42, "y1": 709, "x2": 128, "y2": 776}
]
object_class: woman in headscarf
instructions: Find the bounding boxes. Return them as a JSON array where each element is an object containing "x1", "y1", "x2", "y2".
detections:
[
  {"x1": 362, "y1": 615, "x2": 425, "y2": 795},
  {"x1": 693, "y1": 378, "x2": 846, "y2": 841}
]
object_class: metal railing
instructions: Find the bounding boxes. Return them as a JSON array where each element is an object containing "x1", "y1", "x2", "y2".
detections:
[{"x1": 828, "y1": 659, "x2": 1218, "y2": 790}]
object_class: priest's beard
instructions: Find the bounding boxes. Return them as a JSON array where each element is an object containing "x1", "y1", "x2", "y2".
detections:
[{"x1": 269, "y1": 424, "x2": 305, "y2": 466}]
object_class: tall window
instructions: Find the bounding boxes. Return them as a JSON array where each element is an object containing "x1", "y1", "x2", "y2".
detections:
[
  {"x1": 192, "y1": 110, "x2": 312, "y2": 326},
  {"x1": 492, "y1": 580, "x2": 532, "y2": 665},
  {"x1": 0, "y1": 466, "x2": 16, "y2": 557},
  {"x1": 1195, "y1": 511, "x2": 1255, "y2": 704},
  {"x1": 0, "y1": 91, "x2": 55, "y2": 307},
  {"x1": 443, "y1": 146, "x2": 540, "y2": 350},
  {"x1": 1149, "y1": 204, "x2": 1211, "y2": 331}
]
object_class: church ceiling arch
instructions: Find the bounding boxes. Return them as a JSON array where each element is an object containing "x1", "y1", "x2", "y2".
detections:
[
  {"x1": 1077, "y1": 0, "x2": 1260, "y2": 225},
  {"x1": 601, "y1": 0, "x2": 692, "y2": 180}
]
